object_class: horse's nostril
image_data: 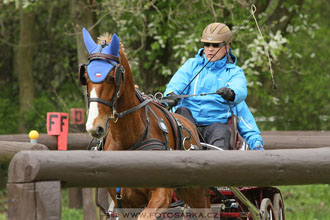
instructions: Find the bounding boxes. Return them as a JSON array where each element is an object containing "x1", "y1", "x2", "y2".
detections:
[{"x1": 95, "y1": 126, "x2": 104, "y2": 136}]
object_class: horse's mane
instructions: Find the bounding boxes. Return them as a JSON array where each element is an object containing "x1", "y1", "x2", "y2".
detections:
[{"x1": 97, "y1": 32, "x2": 126, "y2": 55}]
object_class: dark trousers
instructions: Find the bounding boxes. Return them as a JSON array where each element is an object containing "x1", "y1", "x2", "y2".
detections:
[{"x1": 175, "y1": 107, "x2": 230, "y2": 150}]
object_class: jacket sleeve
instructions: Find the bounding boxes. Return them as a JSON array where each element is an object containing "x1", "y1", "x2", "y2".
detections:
[
  {"x1": 164, "y1": 59, "x2": 194, "y2": 96},
  {"x1": 228, "y1": 68, "x2": 247, "y2": 104},
  {"x1": 236, "y1": 102, "x2": 264, "y2": 150}
]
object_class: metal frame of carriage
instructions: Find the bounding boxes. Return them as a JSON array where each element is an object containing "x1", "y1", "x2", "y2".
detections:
[
  {"x1": 209, "y1": 186, "x2": 285, "y2": 220},
  {"x1": 167, "y1": 183, "x2": 284, "y2": 220},
  {"x1": 192, "y1": 142, "x2": 285, "y2": 220}
]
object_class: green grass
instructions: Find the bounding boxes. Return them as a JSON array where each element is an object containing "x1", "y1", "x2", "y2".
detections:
[
  {"x1": 0, "y1": 189, "x2": 7, "y2": 220},
  {"x1": 61, "y1": 189, "x2": 84, "y2": 220},
  {"x1": 0, "y1": 185, "x2": 329, "y2": 219},
  {"x1": 278, "y1": 185, "x2": 330, "y2": 220}
]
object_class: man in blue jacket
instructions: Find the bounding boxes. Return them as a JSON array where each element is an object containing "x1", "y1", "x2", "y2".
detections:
[{"x1": 164, "y1": 22, "x2": 264, "y2": 150}]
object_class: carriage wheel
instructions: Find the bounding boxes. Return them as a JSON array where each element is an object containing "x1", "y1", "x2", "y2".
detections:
[
  {"x1": 273, "y1": 193, "x2": 285, "y2": 220},
  {"x1": 260, "y1": 198, "x2": 275, "y2": 220}
]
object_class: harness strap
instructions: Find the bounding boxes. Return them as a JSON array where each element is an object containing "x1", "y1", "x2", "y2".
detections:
[
  {"x1": 147, "y1": 106, "x2": 169, "y2": 149},
  {"x1": 88, "y1": 52, "x2": 120, "y2": 62},
  {"x1": 116, "y1": 98, "x2": 152, "y2": 119},
  {"x1": 89, "y1": 97, "x2": 113, "y2": 109},
  {"x1": 175, "y1": 118, "x2": 185, "y2": 151},
  {"x1": 129, "y1": 105, "x2": 150, "y2": 151},
  {"x1": 152, "y1": 101, "x2": 181, "y2": 150},
  {"x1": 132, "y1": 138, "x2": 170, "y2": 151}
]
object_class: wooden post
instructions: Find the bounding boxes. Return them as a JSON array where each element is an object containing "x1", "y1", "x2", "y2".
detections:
[
  {"x1": 7, "y1": 181, "x2": 61, "y2": 220},
  {"x1": 68, "y1": 108, "x2": 85, "y2": 209},
  {"x1": 82, "y1": 188, "x2": 110, "y2": 220},
  {"x1": 69, "y1": 188, "x2": 83, "y2": 209},
  {"x1": 82, "y1": 188, "x2": 97, "y2": 220}
]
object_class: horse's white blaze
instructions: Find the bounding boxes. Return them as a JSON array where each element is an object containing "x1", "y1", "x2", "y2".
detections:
[{"x1": 86, "y1": 87, "x2": 99, "y2": 132}]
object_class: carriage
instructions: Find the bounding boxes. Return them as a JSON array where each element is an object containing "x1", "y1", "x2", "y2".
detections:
[
  {"x1": 190, "y1": 185, "x2": 284, "y2": 220},
  {"x1": 157, "y1": 139, "x2": 286, "y2": 220},
  {"x1": 79, "y1": 28, "x2": 285, "y2": 220}
]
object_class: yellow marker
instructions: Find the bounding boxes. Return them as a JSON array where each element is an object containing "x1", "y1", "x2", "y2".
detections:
[{"x1": 29, "y1": 130, "x2": 39, "y2": 143}]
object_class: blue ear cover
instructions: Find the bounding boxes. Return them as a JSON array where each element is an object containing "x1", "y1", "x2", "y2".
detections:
[
  {"x1": 82, "y1": 27, "x2": 97, "y2": 53},
  {"x1": 82, "y1": 28, "x2": 121, "y2": 83}
]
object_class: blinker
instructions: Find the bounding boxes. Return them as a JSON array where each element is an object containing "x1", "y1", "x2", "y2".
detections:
[{"x1": 78, "y1": 64, "x2": 87, "y2": 85}]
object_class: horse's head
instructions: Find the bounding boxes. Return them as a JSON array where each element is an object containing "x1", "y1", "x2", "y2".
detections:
[{"x1": 79, "y1": 28, "x2": 125, "y2": 138}]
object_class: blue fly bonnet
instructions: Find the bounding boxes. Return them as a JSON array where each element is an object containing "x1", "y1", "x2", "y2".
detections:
[{"x1": 82, "y1": 27, "x2": 120, "y2": 83}]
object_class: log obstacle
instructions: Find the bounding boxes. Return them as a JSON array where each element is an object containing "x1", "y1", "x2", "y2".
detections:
[
  {"x1": 0, "y1": 141, "x2": 48, "y2": 163},
  {"x1": 0, "y1": 133, "x2": 91, "y2": 150},
  {"x1": 8, "y1": 148, "x2": 330, "y2": 188},
  {"x1": 7, "y1": 148, "x2": 330, "y2": 219},
  {"x1": 1, "y1": 131, "x2": 329, "y2": 151},
  {"x1": 261, "y1": 131, "x2": 330, "y2": 149}
]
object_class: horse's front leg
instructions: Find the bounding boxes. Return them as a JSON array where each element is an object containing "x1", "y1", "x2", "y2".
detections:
[{"x1": 138, "y1": 188, "x2": 173, "y2": 220}]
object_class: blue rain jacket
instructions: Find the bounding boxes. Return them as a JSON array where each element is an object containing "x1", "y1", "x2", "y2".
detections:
[
  {"x1": 236, "y1": 101, "x2": 264, "y2": 150},
  {"x1": 165, "y1": 48, "x2": 247, "y2": 125},
  {"x1": 165, "y1": 48, "x2": 264, "y2": 150}
]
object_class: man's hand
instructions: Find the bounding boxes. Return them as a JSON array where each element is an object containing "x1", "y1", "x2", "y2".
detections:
[
  {"x1": 166, "y1": 92, "x2": 180, "y2": 108},
  {"x1": 253, "y1": 144, "x2": 264, "y2": 150},
  {"x1": 216, "y1": 87, "x2": 235, "y2": 101}
]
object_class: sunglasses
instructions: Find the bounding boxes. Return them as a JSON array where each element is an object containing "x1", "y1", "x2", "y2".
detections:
[{"x1": 203, "y1": 42, "x2": 226, "y2": 48}]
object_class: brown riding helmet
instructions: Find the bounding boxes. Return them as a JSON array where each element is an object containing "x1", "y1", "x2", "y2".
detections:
[{"x1": 201, "y1": 23, "x2": 232, "y2": 44}]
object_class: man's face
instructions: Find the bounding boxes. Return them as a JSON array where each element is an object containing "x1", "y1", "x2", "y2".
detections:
[{"x1": 203, "y1": 43, "x2": 230, "y2": 61}]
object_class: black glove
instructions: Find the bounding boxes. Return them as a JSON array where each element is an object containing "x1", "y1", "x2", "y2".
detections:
[
  {"x1": 216, "y1": 87, "x2": 235, "y2": 101},
  {"x1": 166, "y1": 92, "x2": 180, "y2": 108}
]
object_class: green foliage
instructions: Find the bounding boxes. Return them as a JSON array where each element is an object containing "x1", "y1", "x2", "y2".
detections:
[
  {"x1": 0, "y1": 86, "x2": 19, "y2": 134},
  {"x1": 62, "y1": 207, "x2": 84, "y2": 220},
  {"x1": 262, "y1": 0, "x2": 330, "y2": 130},
  {"x1": 0, "y1": 0, "x2": 85, "y2": 134},
  {"x1": 61, "y1": 189, "x2": 84, "y2": 220},
  {"x1": 0, "y1": 0, "x2": 329, "y2": 134},
  {"x1": 0, "y1": 189, "x2": 7, "y2": 219}
]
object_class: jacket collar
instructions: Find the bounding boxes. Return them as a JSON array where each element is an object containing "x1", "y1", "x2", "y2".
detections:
[{"x1": 196, "y1": 48, "x2": 237, "y2": 69}]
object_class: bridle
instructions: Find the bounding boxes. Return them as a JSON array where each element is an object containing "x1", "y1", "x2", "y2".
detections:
[
  {"x1": 78, "y1": 50, "x2": 125, "y2": 121},
  {"x1": 79, "y1": 50, "x2": 153, "y2": 122}
]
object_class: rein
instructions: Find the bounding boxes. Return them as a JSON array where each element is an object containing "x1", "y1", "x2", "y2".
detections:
[
  {"x1": 180, "y1": 47, "x2": 222, "y2": 95},
  {"x1": 179, "y1": 4, "x2": 277, "y2": 95}
]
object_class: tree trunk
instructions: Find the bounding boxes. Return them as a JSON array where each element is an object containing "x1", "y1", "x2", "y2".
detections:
[
  {"x1": 69, "y1": 0, "x2": 99, "y2": 109},
  {"x1": 69, "y1": 0, "x2": 100, "y2": 215},
  {"x1": 69, "y1": 0, "x2": 98, "y2": 64},
  {"x1": 17, "y1": 0, "x2": 36, "y2": 132}
]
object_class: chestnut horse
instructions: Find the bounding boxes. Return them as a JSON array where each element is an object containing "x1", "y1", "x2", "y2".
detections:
[{"x1": 79, "y1": 28, "x2": 212, "y2": 219}]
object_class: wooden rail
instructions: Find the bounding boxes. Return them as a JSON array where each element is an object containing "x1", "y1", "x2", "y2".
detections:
[
  {"x1": 261, "y1": 131, "x2": 330, "y2": 149},
  {"x1": 0, "y1": 141, "x2": 48, "y2": 163},
  {"x1": 0, "y1": 133, "x2": 91, "y2": 150},
  {"x1": 8, "y1": 148, "x2": 330, "y2": 187},
  {"x1": 1, "y1": 131, "x2": 329, "y2": 151}
]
